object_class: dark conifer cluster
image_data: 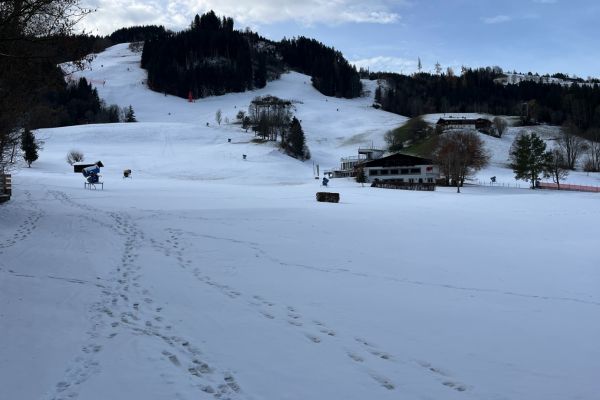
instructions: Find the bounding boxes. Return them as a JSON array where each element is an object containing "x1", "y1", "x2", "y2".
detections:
[
  {"x1": 109, "y1": 25, "x2": 169, "y2": 44},
  {"x1": 29, "y1": 75, "x2": 129, "y2": 128},
  {"x1": 373, "y1": 68, "x2": 600, "y2": 136},
  {"x1": 140, "y1": 11, "x2": 362, "y2": 100},
  {"x1": 141, "y1": 11, "x2": 267, "y2": 98},
  {"x1": 280, "y1": 37, "x2": 362, "y2": 98}
]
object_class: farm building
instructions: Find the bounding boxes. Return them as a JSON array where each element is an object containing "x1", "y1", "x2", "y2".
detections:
[{"x1": 436, "y1": 117, "x2": 492, "y2": 132}]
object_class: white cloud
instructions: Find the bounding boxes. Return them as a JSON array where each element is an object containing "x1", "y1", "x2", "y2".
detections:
[
  {"x1": 482, "y1": 15, "x2": 512, "y2": 24},
  {"x1": 351, "y1": 56, "x2": 416, "y2": 74},
  {"x1": 81, "y1": 0, "x2": 402, "y2": 35}
]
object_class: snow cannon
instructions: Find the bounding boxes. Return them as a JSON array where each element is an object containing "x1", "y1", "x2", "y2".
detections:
[{"x1": 82, "y1": 164, "x2": 101, "y2": 183}]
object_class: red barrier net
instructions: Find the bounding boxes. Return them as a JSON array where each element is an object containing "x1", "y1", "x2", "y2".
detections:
[{"x1": 538, "y1": 182, "x2": 600, "y2": 192}]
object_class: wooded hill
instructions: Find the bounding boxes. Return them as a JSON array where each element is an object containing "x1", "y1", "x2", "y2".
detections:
[
  {"x1": 139, "y1": 11, "x2": 362, "y2": 100},
  {"x1": 372, "y1": 68, "x2": 600, "y2": 138}
]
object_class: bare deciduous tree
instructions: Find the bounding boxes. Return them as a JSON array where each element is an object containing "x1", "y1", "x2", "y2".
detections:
[
  {"x1": 248, "y1": 96, "x2": 292, "y2": 141},
  {"x1": 493, "y1": 117, "x2": 508, "y2": 137},
  {"x1": 582, "y1": 129, "x2": 600, "y2": 172},
  {"x1": 559, "y1": 122, "x2": 584, "y2": 169},
  {"x1": 66, "y1": 149, "x2": 84, "y2": 165},
  {"x1": 546, "y1": 148, "x2": 569, "y2": 190},
  {"x1": 215, "y1": 109, "x2": 222, "y2": 125},
  {"x1": 434, "y1": 131, "x2": 490, "y2": 193}
]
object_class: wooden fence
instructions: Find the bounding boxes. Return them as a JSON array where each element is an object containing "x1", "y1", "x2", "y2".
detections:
[
  {"x1": 0, "y1": 174, "x2": 11, "y2": 203},
  {"x1": 371, "y1": 180, "x2": 436, "y2": 191}
]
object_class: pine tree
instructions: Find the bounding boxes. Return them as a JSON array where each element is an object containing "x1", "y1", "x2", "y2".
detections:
[
  {"x1": 21, "y1": 129, "x2": 39, "y2": 167},
  {"x1": 509, "y1": 132, "x2": 550, "y2": 188},
  {"x1": 124, "y1": 105, "x2": 137, "y2": 122},
  {"x1": 286, "y1": 117, "x2": 310, "y2": 160}
]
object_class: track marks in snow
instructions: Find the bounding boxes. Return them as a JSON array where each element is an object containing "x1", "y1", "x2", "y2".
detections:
[
  {"x1": 369, "y1": 373, "x2": 395, "y2": 390},
  {"x1": 144, "y1": 224, "x2": 472, "y2": 395},
  {"x1": 187, "y1": 226, "x2": 600, "y2": 308},
  {"x1": 106, "y1": 216, "x2": 245, "y2": 399},
  {"x1": 44, "y1": 192, "x2": 245, "y2": 400},
  {"x1": 355, "y1": 337, "x2": 392, "y2": 361},
  {"x1": 0, "y1": 191, "x2": 43, "y2": 252},
  {"x1": 416, "y1": 360, "x2": 469, "y2": 392},
  {"x1": 149, "y1": 227, "x2": 401, "y2": 392}
]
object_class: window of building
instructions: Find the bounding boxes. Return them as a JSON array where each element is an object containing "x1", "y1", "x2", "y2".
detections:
[
  {"x1": 369, "y1": 169, "x2": 378, "y2": 176},
  {"x1": 427, "y1": 178, "x2": 434, "y2": 183},
  {"x1": 380, "y1": 169, "x2": 389, "y2": 175},
  {"x1": 409, "y1": 178, "x2": 414, "y2": 183},
  {"x1": 390, "y1": 169, "x2": 399, "y2": 175},
  {"x1": 400, "y1": 168, "x2": 409, "y2": 175},
  {"x1": 410, "y1": 168, "x2": 421, "y2": 174}
]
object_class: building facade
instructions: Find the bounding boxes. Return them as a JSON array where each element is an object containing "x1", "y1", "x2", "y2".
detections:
[
  {"x1": 359, "y1": 153, "x2": 439, "y2": 184},
  {"x1": 436, "y1": 117, "x2": 492, "y2": 131}
]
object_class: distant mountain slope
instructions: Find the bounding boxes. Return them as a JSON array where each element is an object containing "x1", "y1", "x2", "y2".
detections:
[{"x1": 372, "y1": 68, "x2": 600, "y2": 136}]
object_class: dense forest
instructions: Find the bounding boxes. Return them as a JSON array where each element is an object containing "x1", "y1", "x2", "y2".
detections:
[
  {"x1": 280, "y1": 37, "x2": 362, "y2": 98},
  {"x1": 140, "y1": 11, "x2": 362, "y2": 100},
  {"x1": 373, "y1": 68, "x2": 600, "y2": 136},
  {"x1": 1, "y1": 31, "x2": 122, "y2": 132},
  {"x1": 141, "y1": 11, "x2": 266, "y2": 98},
  {"x1": 109, "y1": 25, "x2": 169, "y2": 44},
  {"x1": 32, "y1": 75, "x2": 125, "y2": 128}
]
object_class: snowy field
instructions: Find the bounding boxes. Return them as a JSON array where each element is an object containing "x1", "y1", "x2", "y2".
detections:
[{"x1": 1, "y1": 44, "x2": 599, "y2": 400}]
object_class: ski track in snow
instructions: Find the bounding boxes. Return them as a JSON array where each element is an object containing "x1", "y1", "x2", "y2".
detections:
[
  {"x1": 196, "y1": 231, "x2": 600, "y2": 307},
  {"x1": 146, "y1": 223, "x2": 470, "y2": 393},
  {"x1": 43, "y1": 190, "x2": 244, "y2": 400}
]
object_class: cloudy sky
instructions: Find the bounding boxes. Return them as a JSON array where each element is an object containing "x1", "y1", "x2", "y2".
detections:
[{"x1": 81, "y1": 0, "x2": 600, "y2": 78}]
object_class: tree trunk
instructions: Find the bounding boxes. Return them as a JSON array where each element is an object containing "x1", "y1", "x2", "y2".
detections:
[{"x1": 9, "y1": 143, "x2": 17, "y2": 163}]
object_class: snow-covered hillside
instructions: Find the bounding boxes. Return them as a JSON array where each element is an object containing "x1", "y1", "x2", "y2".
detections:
[
  {"x1": 2, "y1": 44, "x2": 599, "y2": 400},
  {"x1": 62, "y1": 43, "x2": 405, "y2": 180}
]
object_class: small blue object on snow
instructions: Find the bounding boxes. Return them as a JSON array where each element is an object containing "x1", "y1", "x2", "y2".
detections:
[{"x1": 82, "y1": 164, "x2": 102, "y2": 188}]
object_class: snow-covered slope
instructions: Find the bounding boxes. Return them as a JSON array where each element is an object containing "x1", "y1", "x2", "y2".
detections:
[
  {"x1": 62, "y1": 43, "x2": 405, "y2": 182},
  {"x1": 1, "y1": 44, "x2": 599, "y2": 400}
]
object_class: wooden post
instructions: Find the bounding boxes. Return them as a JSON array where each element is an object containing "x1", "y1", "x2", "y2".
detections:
[
  {"x1": 0, "y1": 174, "x2": 11, "y2": 202},
  {"x1": 5, "y1": 174, "x2": 11, "y2": 195}
]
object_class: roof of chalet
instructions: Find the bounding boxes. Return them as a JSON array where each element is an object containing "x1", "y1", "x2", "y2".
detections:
[
  {"x1": 360, "y1": 153, "x2": 433, "y2": 168},
  {"x1": 436, "y1": 117, "x2": 491, "y2": 126}
]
